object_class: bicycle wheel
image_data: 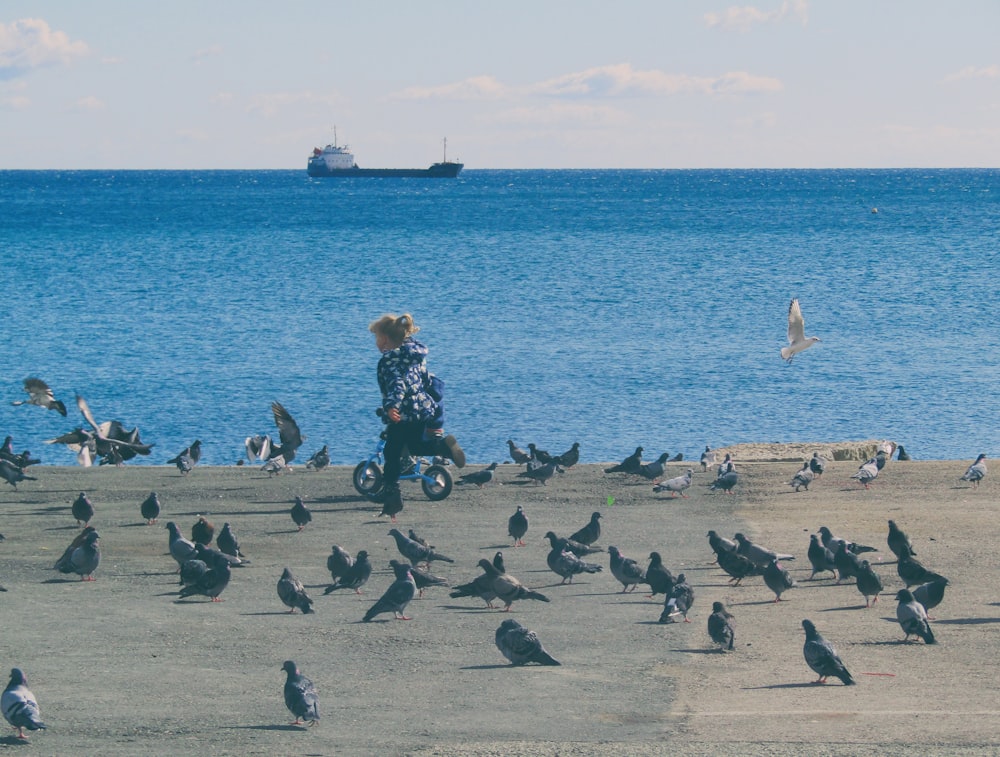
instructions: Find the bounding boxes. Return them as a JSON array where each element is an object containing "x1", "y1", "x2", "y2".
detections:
[
  {"x1": 421, "y1": 464, "x2": 453, "y2": 501},
  {"x1": 353, "y1": 460, "x2": 383, "y2": 496}
]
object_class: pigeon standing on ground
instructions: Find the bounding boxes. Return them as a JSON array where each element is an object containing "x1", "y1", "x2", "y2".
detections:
[
  {"x1": 699, "y1": 446, "x2": 715, "y2": 472},
  {"x1": 896, "y1": 588, "x2": 936, "y2": 643},
  {"x1": 763, "y1": 559, "x2": 797, "y2": 602},
  {"x1": 2, "y1": 668, "x2": 46, "y2": 739},
  {"x1": 852, "y1": 458, "x2": 879, "y2": 489},
  {"x1": 545, "y1": 539, "x2": 603, "y2": 584},
  {"x1": 167, "y1": 440, "x2": 201, "y2": 474},
  {"x1": 707, "y1": 530, "x2": 739, "y2": 560},
  {"x1": 913, "y1": 577, "x2": 949, "y2": 617},
  {"x1": 660, "y1": 573, "x2": 694, "y2": 623},
  {"x1": 290, "y1": 496, "x2": 312, "y2": 531},
  {"x1": 643, "y1": 551, "x2": 675, "y2": 599},
  {"x1": 897, "y1": 553, "x2": 945, "y2": 588},
  {"x1": 363, "y1": 561, "x2": 417, "y2": 621},
  {"x1": 636, "y1": 452, "x2": 670, "y2": 480},
  {"x1": 477, "y1": 558, "x2": 549, "y2": 611},
  {"x1": 807, "y1": 534, "x2": 837, "y2": 580},
  {"x1": 495, "y1": 619, "x2": 560, "y2": 666},
  {"x1": 305, "y1": 444, "x2": 330, "y2": 471},
  {"x1": 708, "y1": 601, "x2": 735, "y2": 652},
  {"x1": 507, "y1": 506, "x2": 528, "y2": 547},
  {"x1": 790, "y1": 462, "x2": 815, "y2": 492},
  {"x1": 388, "y1": 528, "x2": 454, "y2": 568},
  {"x1": 527, "y1": 444, "x2": 553, "y2": 464},
  {"x1": 733, "y1": 533, "x2": 795, "y2": 568},
  {"x1": 277, "y1": 568, "x2": 314, "y2": 613},
  {"x1": 855, "y1": 560, "x2": 884, "y2": 607},
  {"x1": 139, "y1": 492, "x2": 161, "y2": 525},
  {"x1": 457, "y1": 462, "x2": 499, "y2": 488},
  {"x1": 166, "y1": 521, "x2": 198, "y2": 569},
  {"x1": 833, "y1": 541, "x2": 863, "y2": 584},
  {"x1": 781, "y1": 297, "x2": 821, "y2": 362},
  {"x1": 801, "y1": 619, "x2": 855, "y2": 685},
  {"x1": 717, "y1": 549, "x2": 760, "y2": 585},
  {"x1": 887, "y1": 519, "x2": 915, "y2": 558},
  {"x1": 326, "y1": 545, "x2": 354, "y2": 583},
  {"x1": 191, "y1": 516, "x2": 215, "y2": 546},
  {"x1": 449, "y1": 551, "x2": 505, "y2": 608},
  {"x1": 515, "y1": 461, "x2": 560, "y2": 485},
  {"x1": 178, "y1": 549, "x2": 231, "y2": 602},
  {"x1": 710, "y1": 466, "x2": 739, "y2": 494},
  {"x1": 390, "y1": 559, "x2": 447, "y2": 597},
  {"x1": 54, "y1": 529, "x2": 101, "y2": 581},
  {"x1": 809, "y1": 452, "x2": 826, "y2": 476},
  {"x1": 543, "y1": 531, "x2": 602, "y2": 557},
  {"x1": 12, "y1": 377, "x2": 66, "y2": 416},
  {"x1": 608, "y1": 546, "x2": 646, "y2": 593},
  {"x1": 897, "y1": 445, "x2": 911, "y2": 461},
  {"x1": 818, "y1": 526, "x2": 877, "y2": 556},
  {"x1": 554, "y1": 442, "x2": 581, "y2": 468},
  {"x1": 281, "y1": 661, "x2": 319, "y2": 726},
  {"x1": 506, "y1": 440, "x2": 530, "y2": 465},
  {"x1": 569, "y1": 512, "x2": 602, "y2": 546},
  {"x1": 653, "y1": 469, "x2": 692, "y2": 497},
  {"x1": 325, "y1": 551, "x2": 372, "y2": 595},
  {"x1": 604, "y1": 446, "x2": 643, "y2": 474},
  {"x1": 960, "y1": 454, "x2": 987, "y2": 488},
  {"x1": 71, "y1": 492, "x2": 94, "y2": 527},
  {"x1": 216, "y1": 523, "x2": 244, "y2": 559}
]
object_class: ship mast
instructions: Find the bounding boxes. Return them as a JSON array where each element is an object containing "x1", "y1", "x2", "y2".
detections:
[{"x1": 443, "y1": 137, "x2": 447, "y2": 163}]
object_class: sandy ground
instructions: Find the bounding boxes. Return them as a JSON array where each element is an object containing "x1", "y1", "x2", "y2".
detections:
[{"x1": 0, "y1": 453, "x2": 997, "y2": 756}]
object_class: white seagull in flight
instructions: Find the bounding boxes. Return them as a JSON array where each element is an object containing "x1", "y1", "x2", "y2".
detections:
[{"x1": 781, "y1": 298, "x2": 820, "y2": 363}]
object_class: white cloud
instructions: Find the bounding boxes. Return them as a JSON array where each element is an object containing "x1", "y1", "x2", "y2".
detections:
[
  {"x1": 0, "y1": 18, "x2": 88, "y2": 79},
  {"x1": 705, "y1": 1, "x2": 808, "y2": 32},
  {"x1": 394, "y1": 75, "x2": 509, "y2": 100},
  {"x1": 945, "y1": 65, "x2": 1000, "y2": 82},
  {"x1": 489, "y1": 103, "x2": 630, "y2": 127},
  {"x1": 74, "y1": 95, "x2": 104, "y2": 111}
]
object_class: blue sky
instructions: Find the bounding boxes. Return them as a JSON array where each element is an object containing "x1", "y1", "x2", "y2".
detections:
[{"x1": 2, "y1": 1, "x2": 998, "y2": 169}]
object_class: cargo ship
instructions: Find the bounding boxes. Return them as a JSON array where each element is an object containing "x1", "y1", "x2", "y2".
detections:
[{"x1": 307, "y1": 135, "x2": 463, "y2": 178}]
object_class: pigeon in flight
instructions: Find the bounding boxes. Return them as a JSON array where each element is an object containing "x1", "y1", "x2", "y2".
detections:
[
  {"x1": 268, "y1": 401, "x2": 304, "y2": 465},
  {"x1": 46, "y1": 394, "x2": 153, "y2": 466},
  {"x1": 569, "y1": 512, "x2": 602, "y2": 546},
  {"x1": 781, "y1": 297, "x2": 820, "y2": 363},
  {"x1": 608, "y1": 546, "x2": 645, "y2": 593},
  {"x1": 507, "y1": 506, "x2": 528, "y2": 547},
  {"x1": 896, "y1": 588, "x2": 936, "y2": 643},
  {"x1": 763, "y1": 559, "x2": 797, "y2": 602},
  {"x1": 325, "y1": 551, "x2": 372, "y2": 595},
  {"x1": 281, "y1": 661, "x2": 319, "y2": 727},
  {"x1": 708, "y1": 601, "x2": 735, "y2": 652},
  {"x1": 660, "y1": 573, "x2": 694, "y2": 623},
  {"x1": 495, "y1": 619, "x2": 560, "y2": 666},
  {"x1": 960, "y1": 454, "x2": 987, "y2": 488},
  {"x1": 54, "y1": 529, "x2": 101, "y2": 581},
  {"x1": 290, "y1": 496, "x2": 312, "y2": 531},
  {"x1": 457, "y1": 462, "x2": 499, "y2": 488},
  {"x1": 277, "y1": 568, "x2": 314, "y2": 614},
  {"x1": 653, "y1": 469, "x2": 692, "y2": 497},
  {"x1": 855, "y1": 560, "x2": 884, "y2": 607},
  {"x1": 245, "y1": 434, "x2": 272, "y2": 463},
  {"x1": 789, "y1": 462, "x2": 815, "y2": 492},
  {"x1": 12, "y1": 377, "x2": 66, "y2": 416},
  {"x1": 2, "y1": 668, "x2": 47, "y2": 739},
  {"x1": 363, "y1": 561, "x2": 417, "y2": 621},
  {"x1": 0, "y1": 459, "x2": 36, "y2": 490},
  {"x1": 139, "y1": 492, "x2": 161, "y2": 525},
  {"x1": 604, "y1": 446, "x2": 643, "y2": 474},
  {"x1": 305, "y1": 444, "x2": 330, "y2": 471},
  {"x1": 801, "y1": 619, "x2": 855, "y2": 685},
  {"x1": 852, "y1": 458, "x2": 879, "y2": 489},
  {"x1": 388, "y1": 528, "x2": 454, "y2": 568}
]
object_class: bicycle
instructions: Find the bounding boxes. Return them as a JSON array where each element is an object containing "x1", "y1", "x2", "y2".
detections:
[{"x1": 352, "y1": 427, "x2": 454, "y2": 502}]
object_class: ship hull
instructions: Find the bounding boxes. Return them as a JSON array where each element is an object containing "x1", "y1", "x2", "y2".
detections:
[{"x1": 307, "y1": 161, "x2": 463, "y2": 178}]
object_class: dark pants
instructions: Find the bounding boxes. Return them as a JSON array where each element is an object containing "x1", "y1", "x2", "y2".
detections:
[{"x1": 383, "y1": 421, "x2": 441, "y2": 489}]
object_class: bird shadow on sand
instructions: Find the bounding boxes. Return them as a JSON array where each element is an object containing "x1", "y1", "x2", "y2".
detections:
[
  {"x1": 43, "y1": 524, "x2": 83, "y2": 532},
  {"x1": 241, "y1": 611, "x2": 296, "y2": 616},
  {"x1": 483, "y1": 543, "x2": 514, "y2": 550},
  {"x1": 227, "y1": 724, "x2": 308, "y2": 732},
  {"x1": 744, "y1": 682, "x2": 826, "y2": 690},
  {"x1": 436, "y1": 604, "x2": 499, "y2": 613},
  {"x1": 819, "y1": 603, "x2": 871, "y2": 612},
  {"x1": 934, "y1": 616, "x2": 1000, "y2": 625},
  {"x1": 672, "y1": 648, "x2": 726, "y2": 655},
  {"x1": 119, "y1": 522, "x2": 159, "y2": 529},
  {"x1": 460, "y1": 663, "x2": 512, "y2": 670},
  {"x1": 0, "y1": 735, "x2": 32, "y2": 745}
]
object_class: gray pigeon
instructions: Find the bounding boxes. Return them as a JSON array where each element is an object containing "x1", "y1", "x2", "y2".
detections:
[
  {"x1": 960, "y1": 454, "x2": 987, "y2": 488},
  {"x1": 388, "y1": 528, "x2": 454, "y2": 568},
  {"x1": 363, "y1": 561, "x2": 417, "y2": 621},
  {"x1": 140, "y1": 492, "x2": 161, "y2": 525},
  {"x1": 476, "y1": 558, "x2": 549, "y2": 611},
  {"x1": 801, "y1": 619, "x2": 855, "y2": 685},
  {"x1": 546, "y1": 540, "x2": 603, "y2": 584},
  {"x1": 179, "y1": 556, "x2": 209, "y2": 589},
  {"x1": 912, "y1": 576, "x2": 949, "y2": 616},
  {"x1": 166, "y1": 521, "x2": 198, "y2": 569},
  {"x1": 177, "y1": 549, "x2": 231, "y2": 602},
  {"x1": 0, "y1": 459, "x2": 37, "y2": 490},
  {"x1": 709, "y1": 467, "x2": 739, "y2": 494},
  {"x1": 450, "y1": 551, "x2": 505, "y2": 608},
  {"x1": 653, "y1": 469, "x2": 692, "y2": 497},
  {"x1": 515, "y1": 461, "x2": 560, "y2": 485},
  {"x1": 277, "y1": 567, "x2": 314, "y2": 614},
  {"x1": 707, "y1": 530, "x2": 738, "y2": 559},
  {"x1": 457, "y1": 462, "x2": 498, "y2": 488},
  {"x1": 608, "y1": 545, "x2": 645, "y2": 593},
  {"x1": 2, "y1": 667, "x2": 46, "y2": 739},
  {"x1": 790, "y1": 462, "x2": 815, "y2": 492},
  {"x1": 54, "y1": 529, "x2": 100, "y2": 581},
  {"x1": 707, "y1": 601, "x2": 735, "y2": 651},
  {"x1": 717, "y1": 548, "x2": 760, "y2": 586},
  {"x1": 604, "y1": 446, "x2": 643, "y2": 474},
  {"x1": 855, "y1": 560, "x2": 884, "y2": 607},
  {"x1": 851, "y1": 458, "x2": 879, "y2": 489},
  {"x1": 636, "y1": 452, "x2": 670, "y2": 480},
  {"x1": 569, "y1": 512, "x2": 602, "y2": 546},
  {"x1": 897, "y1": 553, "x2": 945, "y2": 588},
  {"x1": 818, "y1": 526, "x2": 877, "y2": 555},
  {"x1": 495, "y1": 619, "x2": 560, "y2": 666},
  {"x1": 326, "y1": 545, "x2": 354, "y2": 582},
  {"x1": 305, "y1": 444, "x2": 330, "y2": 471},
  {"x1": 887, "y1": 519, "x2": 915, "y2": 558},
  {"x1": 733, "y1": 532, "x2": 795, "y2": 568},
  {"x1": 167, "y1": 440, "x2": 201, "y2": 474},
  {"x1": 659, "y1": 573, "x2": 694, "y2": 623},
  {"x1": 896, "y1": 588, "x2": 936, "y2": 643},
  {"x1": 71, "y1": 492, "x2": 94, "y2": 527},
  {"x1": 808, "y1": 452, "x2": 826, "y2": 476},
  {"x1": 390, "y1": 559, "x2": 447, "y2": 597},
  {"x1": 543, "y1": 531, "x2": 602, "y2": 557},
  {"x1": 216, "y1": 523, "x2": 244, "y2": 559},
  {"x1": 290, "y1": 496, "x2": 312, "y2": 531},
  {"x1": 833, "y1": 541, "x2": 863, "y2": 584},
  {"x1": 807, "y1": 534, "x2": 837, "y2": 580},
  {"x1": 325, "y1": 551, "x2": 372, "y2": 595},
  {"x1": 763, "y1": 559, "x2": 796, "y2": 602},
  {"x1": 507, "y1": 506, "x2": 528, "y2": 547},
  {"x1": 281, "y1": 661, "x2": 319, "y2": 726}
]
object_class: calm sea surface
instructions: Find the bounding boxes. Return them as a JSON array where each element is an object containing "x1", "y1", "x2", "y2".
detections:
[{"x1": 1, "y1": 169, "x2": 997, "y2": 467}]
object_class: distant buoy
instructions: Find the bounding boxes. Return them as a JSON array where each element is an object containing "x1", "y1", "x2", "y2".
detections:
[{"x1": 871, "y1": 207, "x2": 879, "y2": 214}]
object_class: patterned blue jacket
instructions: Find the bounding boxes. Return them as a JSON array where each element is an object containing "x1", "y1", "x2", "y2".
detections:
[{"x1": 377, "y1": 337, "x2": 439, "y2": 423}]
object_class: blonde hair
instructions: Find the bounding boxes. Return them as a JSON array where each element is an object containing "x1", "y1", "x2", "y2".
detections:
[{"x1": 369, "y1": 313, "x2": 419, "y2": 345}]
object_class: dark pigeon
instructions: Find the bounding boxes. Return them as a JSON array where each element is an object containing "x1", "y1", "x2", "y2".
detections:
[
  {"x1": 390, "y1": 559, "x2": 447, "y2": 597},
  {"x1": 763, "y1": 559, "x2": 796, "y2": 602},
  {"x1": 554, "y1": 442, "x2": 581, "y2": 468},
  {"x1": 707, "y1": 530, "x2": 738, "y2": 560},
  {"x1": 457, "y1": 462, "x2": 498, "y2": 488},
  {"x1": 305, "y1": 444, "x2": 330, "y2": 471},
  {"x1": 363, "y1": 561, "x2": 417, "y2": 621},
  {"x1": 896, "y1": 588, "x2": 936, "y2": 643},
  {"x1": 717, "y1": 548, "x2": 761, "y2": 585},
  {"x1": 569, "y1": 512, "x2": 602, "y2": 546},
  {"x1": 734, "y1": 532, "x2": 794, "y2": 568},
  {"x1": 325, "y1": 551, "x2": 372, "y2": 595},
  {"x1": 608, "y1": 545, "x2": 646, "y2": 593},
  {"x1": 912, "y1": 576, "x2": 949, "y2": 616},
  {"x1": 802, "y1": 619, "x2": 855, "y2": 685},
  {"x1": 897, "y1": 553, "x2": 945, "y2": 588},
  {"x1": 12, "y1": 377, "x2": 66, "y2": 415},
  {"x1": 281, "y1": 661, "x2": 319, "y2": 726},
  {"x1": 636, "y1": 452, "x2": 670, "y2": 480},
  {"x1": 326, "y1": 545, "x2": 354, "y2": 582},
  {"x1": 2, "y1": 667, "x2": 47, "y2": 739},
  {"x1": 887, "y1": 519, "x2": 915, "y2": 558},
  {"x1": 54, "y1": 529, "x2": 100, "y2": 581},
  {"x1": 643, "y1": 551, "x2": 675, "y2": 599},
  {"x1": 855, "y1": 560, "x2": 884, "y2": 607},
  {"x1": 71, "y1": 492, "x2": 94, "y2": 527},
  {"x1": 604, "y1": 446, "x2": 643, "y2": 474},
  {"x1": 291, "y1": 496, "x2": 312, "y2": 531},
  {"x1": 818, "y1": 526, "x2": 877, "y2": 555},
  {"x1": 545, "y1": 539, "x2": 603, "y2": 584},
  {"x1": 277, "y1": 567, "x2": 314, "y2": 614},
  {"x1": 833, "y1": 541, "x2": 863, "y2": 584},
  {"x1": 708, "y1": 601, "x2": 735, "y2": 652},
  {"x1": 388, "y1": 528, "x2": 454, "y2": 568},
  {"x1": 476, "y1": 557, "x2": 549, "y2": 611},
  {"x1": 450, "y1": 551, "x2": 505, "y2": 608},
  {"x1": 140, "y1": 492, "x2": 161, "y2": 525},
  {"x1": 659, "y1": 573, "x2": 694, "y2": 623},
  {"x1": 0, "y1": 459, "x2": 37, "y2": 489},
  {"x1": 167, "y1": 440, "x2": 201, "y2": 474},
  {"x1": 515, "y1": 461, "x2": 560, "y2": 485},
  {"x1": 191, "y1": 516, "x2": 214, "y2": 546},
  {"x1": 216, "y1": 523, "x2": 244, "y2": 558},
  {"x1": 507, "y1": 506, "x2": 528, "y2": 547},
  {"x1": 807, "y1": 534, "x2": 837, "y2": 580},
  {"x1": 268, "y1": 401, "x2": 304, "y2": 465},
  {"x1": 527, "y1": 443, "x2": 553, "y2": 464},
  {"x1": 543, "y1": 530, "x2": 602, "y2": 557},
  {"x1": 177, "y1": 549, "x2": 231, "y2": 601},
  {"x1": 808, "y1": 452, "x2": 826, "y2": 476},
  {"x1": 495, "y1": 619, "x2": 560, "y2": 666},
  {"x1": 710, "y1": 467, "x2": 739, "y2": 494},
  {"x1": 166, "y1": 521, "x2": 198, "y2": 569}
]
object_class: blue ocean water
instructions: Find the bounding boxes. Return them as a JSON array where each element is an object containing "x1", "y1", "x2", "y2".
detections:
[{"x1": 1, "y1": 169, "x2": 997, "y2": 467}]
